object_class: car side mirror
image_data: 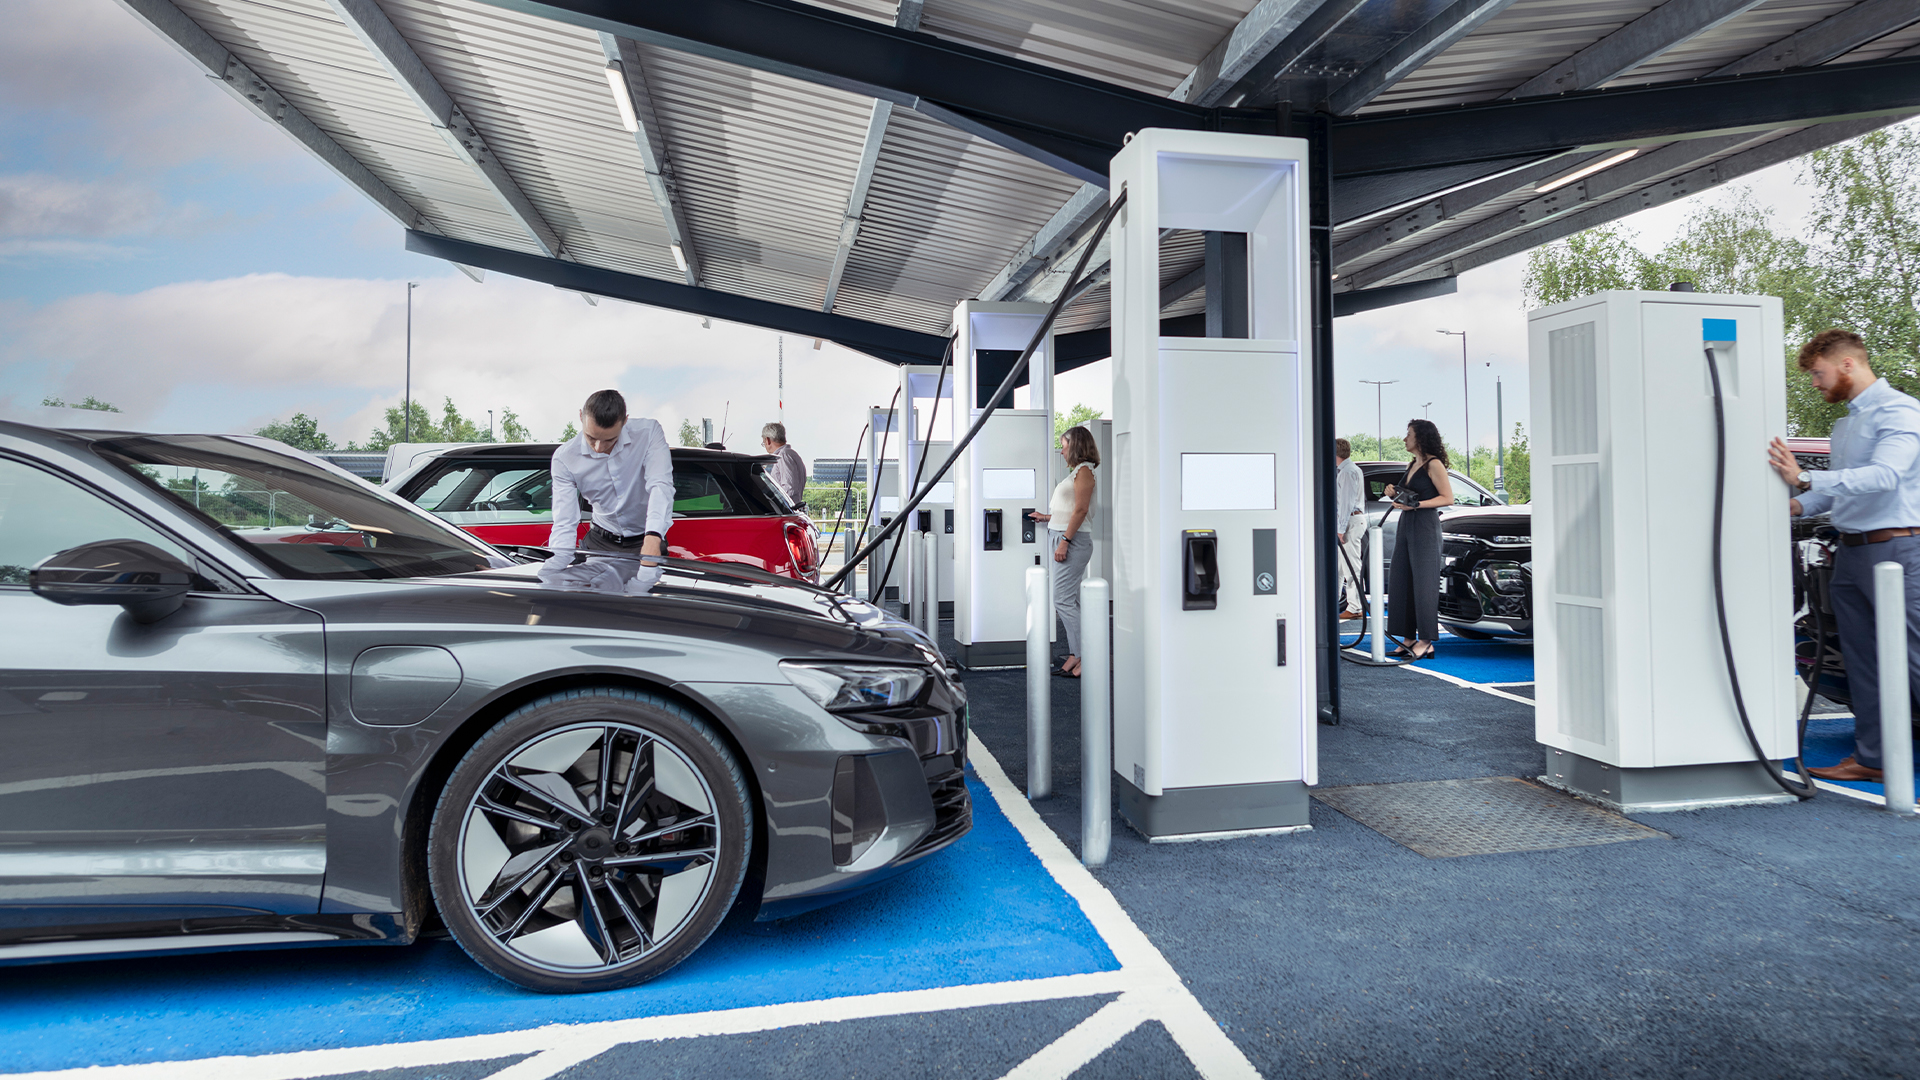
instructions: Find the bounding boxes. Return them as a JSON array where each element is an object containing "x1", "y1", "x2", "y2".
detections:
[{"x1": 30, "y1": 539, "x2": 193, "y2": 623}]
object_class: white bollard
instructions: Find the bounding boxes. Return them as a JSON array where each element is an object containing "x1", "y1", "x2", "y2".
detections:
[
  {"x1": 1080, "y1": 577, "x2": 1111, "y2": 867},
  {"x1": 1874, "y1": 561, "x2": 1915, "y2": 815},
  {"x1": 1368, "y1": 523, "x2": 1388, "y2": 663},
  {"x1": 1026, "y1": 564, "x2": 1051, "y2": 800},
  {"x1": 919, "y1": 530, "x2": 938, "y2": 639}
]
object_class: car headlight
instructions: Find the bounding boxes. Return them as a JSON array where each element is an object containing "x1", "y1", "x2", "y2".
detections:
[{"x1": 780, "y1": 661, "x2": 930, "y2": 713}]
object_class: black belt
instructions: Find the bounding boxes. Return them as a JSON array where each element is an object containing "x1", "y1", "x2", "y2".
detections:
[
  {"x1": 1840, "y1": 528, "x2": 1920, "y2": 547},
  {"x1": 589, "y1": 524, "x2": 655, "y2": 547}
]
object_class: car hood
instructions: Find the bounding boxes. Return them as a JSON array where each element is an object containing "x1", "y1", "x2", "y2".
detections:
[
  {"x1": 412, "y1": 557, "x2": 936, "y2": 664},
  {"x1": 1438, "y1": 504, "x2": 1532, "y2": 538}
]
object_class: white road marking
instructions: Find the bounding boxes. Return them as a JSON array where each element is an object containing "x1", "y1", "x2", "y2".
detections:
[
  {"x1": 994, "y1": 993, "x2": 1148, "y2": 1080},
  {"x1": 1397, "y1": 662, "x2": 1536, "y2": 706},
  {"x1": 12, "y1": 743, "x2": 1260, "y2": 1080}
]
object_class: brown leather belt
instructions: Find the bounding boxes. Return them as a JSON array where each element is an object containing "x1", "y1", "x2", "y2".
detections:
[{"x1": 1840, "y1": 528, "x2": 1920, "y2": 547}]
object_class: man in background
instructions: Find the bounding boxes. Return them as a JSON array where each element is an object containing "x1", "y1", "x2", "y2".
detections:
[
  {"x1": 1770, "y1": 329, "x2": 1920, "y2": 783},
  {"x1": 1335, "y1": 438, "x2": 1366, "y2": 620},
  {"x1": 762, "y1": 422, "x2": 807, "y2": 508}
]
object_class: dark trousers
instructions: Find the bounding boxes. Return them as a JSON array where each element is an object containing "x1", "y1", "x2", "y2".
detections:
[
  {"x1": 1828, "y1": 535, "x2": 1920, "y2": 768},
  {"x1": 1388, "y1": 507, "x2": 1441, "y2": 642}
]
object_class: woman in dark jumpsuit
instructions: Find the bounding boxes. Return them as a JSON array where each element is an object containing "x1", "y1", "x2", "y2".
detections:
[{"x1": 1384, "y1": 419, "x2": 1455, "y2": 660}]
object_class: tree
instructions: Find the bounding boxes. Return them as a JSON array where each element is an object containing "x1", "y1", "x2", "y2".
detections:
[
  {"x1": 1342, "y1": 432, "x2": 1409, "y2": 462},
  {"x1": 350, "y1": 397, "x2": 495, "y2": 451},
  {"x1": 678, "y1": 419, "x2": 702, "y2": 447},
  {"x1": 1054, "y1": 403, "x2": 1102, "y2": 438},
  {"x1": 499, "y1": 408, "x2": 533, "y2": 443},
  {"x1": 1523, "y1": 122, "x2": 1920, "y2": 436},
  {"x1": 1501, "y1": 423, "x2": 1531, "y2": 504},
  {"x1": 254, "y1": 413, "x2": 336, "y2": 452},
  {"x1": 42, "y1": 396, "x2": 120, "y2": 412},
  {"x1": 559, "y1": 421, "x2": 579, "y2": 442}
]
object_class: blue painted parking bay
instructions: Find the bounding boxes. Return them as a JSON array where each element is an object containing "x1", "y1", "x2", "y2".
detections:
[{"x1": 0, "y1": 773, "x2": 1116, "y2": 1074}]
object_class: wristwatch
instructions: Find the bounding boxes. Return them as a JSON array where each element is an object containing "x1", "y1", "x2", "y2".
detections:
[{"x1": 1795, "y1": 470, "x2": 1813, "y2": 493}]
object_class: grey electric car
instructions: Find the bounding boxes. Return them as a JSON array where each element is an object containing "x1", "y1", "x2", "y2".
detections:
[{"x1": 0, "y1": 423, "x2": 968, "y2": 993}]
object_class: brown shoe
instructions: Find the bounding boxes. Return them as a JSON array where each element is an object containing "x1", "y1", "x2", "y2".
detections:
[{"x1": 1806, "y1": 756, "x2": 1886, "y2": 782}]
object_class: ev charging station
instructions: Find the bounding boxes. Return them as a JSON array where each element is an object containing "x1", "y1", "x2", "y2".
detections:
[
  {"x1": 953, "y1": 301, "x2": 1057, "y2": 666},
  {"x1": 861, "y1": 405, "x2": 905, "y2": 606},
  {"x1": 898, "y1": 365, "x2": 957, "y2": 622},
  {"x1": 1109, "y1": 129, "x2": 1317, "y2": 840},
  {"x1": 1529, "y1": 290, "x2": 1796, "y2": 811}
]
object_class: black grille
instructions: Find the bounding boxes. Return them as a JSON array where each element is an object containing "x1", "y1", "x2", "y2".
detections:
[
  {"x1": 1439, "y1": 579, "x2": 1481, "y2": 621},
  {"x1": 904, "y1": 763, "x2": 971, "y2": 861}
]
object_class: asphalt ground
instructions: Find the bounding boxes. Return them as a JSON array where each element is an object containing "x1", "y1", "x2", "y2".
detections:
[
  {"x1": 9, "y1": 620, "x2": 1920, "y2": 1079},
  {"x1": 964, "y1": 625, "x2": 1920, "y2": 1079}
]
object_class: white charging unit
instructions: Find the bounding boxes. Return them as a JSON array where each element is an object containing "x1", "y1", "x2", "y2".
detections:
[
  {"x1": 898, "y1": 364, "x2": 957, "y2": 620},
  {"x1": 952, "y1": 301, "x2": 1056, "y2": 666},
  {"x1": 860, "y1": 405, "x2": 904, "y2": 606},
  {"x1": 1108, "y1": 129, "x2": 1317, "y2": 840},
  {"x1": 1529, "y1": 290, "x2": 1797, "y2": 811}
]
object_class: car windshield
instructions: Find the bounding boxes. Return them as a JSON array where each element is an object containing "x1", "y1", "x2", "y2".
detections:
[{"x1": 96, "y1": 435, "x2": 500, "y2": 580}]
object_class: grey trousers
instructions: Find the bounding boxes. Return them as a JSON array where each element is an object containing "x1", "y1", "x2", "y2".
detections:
[
  {"x1": 1050, "y1": 529, "x2": 1094, "y2": 657},
  {"x1": 1827, "y1": 535, "x2": 1920, "y2": 769}
]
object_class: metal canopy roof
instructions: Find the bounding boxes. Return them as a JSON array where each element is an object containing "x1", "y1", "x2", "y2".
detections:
[{"x1": 116, "y1": 0, "x2": 1920, "y2": 363}]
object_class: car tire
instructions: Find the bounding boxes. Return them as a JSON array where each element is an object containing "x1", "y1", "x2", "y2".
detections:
[{"x1": 428, "y1": 687, "x2": 752, "y2": 993}]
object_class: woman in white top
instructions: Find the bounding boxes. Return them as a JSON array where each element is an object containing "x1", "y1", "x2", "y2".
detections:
[{"x1": 1029, "y1": 425, "x2": 1098, "y2": 677}]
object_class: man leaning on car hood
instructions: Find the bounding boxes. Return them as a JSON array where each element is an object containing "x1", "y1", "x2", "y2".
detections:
[{"x1": 545, "y1": 389, "x2": 675, "y2": 589}]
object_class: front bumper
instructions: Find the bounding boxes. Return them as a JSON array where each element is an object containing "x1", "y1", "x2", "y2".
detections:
[{"x1": 682, "y1": 674, "x2": 970, "y2": 922}]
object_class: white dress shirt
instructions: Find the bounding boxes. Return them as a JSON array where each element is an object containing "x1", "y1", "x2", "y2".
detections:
[
  {"x1": 1796, "y1": 376, "x2": 1920, "y2": 533},
  {"x1": 768, "y1": 443, "x2": 806, "y2": 506},
  {"x1": 548, "y1": 417, "x2": 676, "y2": 549},
  {"x1": 1335, "y1": 457, "x2": 1365, "y2": 534}
]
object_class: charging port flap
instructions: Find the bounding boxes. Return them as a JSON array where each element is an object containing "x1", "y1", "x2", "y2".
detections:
[
  {"x1": 1183, "y1": 529, "x2": 1219, "y2": 610},
  {"x1": 984, "y1": 508, "x2": 1003, "y2": 551}
]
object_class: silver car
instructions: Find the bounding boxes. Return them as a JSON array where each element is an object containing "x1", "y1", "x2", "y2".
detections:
[{"x1": 0, "y1": 424, "x2": 968, "y2": 993}]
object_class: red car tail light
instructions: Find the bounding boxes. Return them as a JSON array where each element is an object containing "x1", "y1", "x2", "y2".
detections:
[{"x1": 784, "y1": 522, "x2": 819, "y2": 575}]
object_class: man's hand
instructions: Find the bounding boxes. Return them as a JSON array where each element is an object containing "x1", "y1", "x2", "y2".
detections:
[
  {"x1": 1768, "y1": 437, "x2": 1807, "y2": 489},
  {"x1": 640, "y1": 534, "x2": 664, "y2": 565}
]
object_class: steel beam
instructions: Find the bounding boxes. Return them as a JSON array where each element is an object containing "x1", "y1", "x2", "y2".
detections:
[
  {"x1": 326, "y1": 0, "x2": 564, "y2": 258},
  {"x1": 1335, "y1": 55, "x2": 1920, "y2": 178},
  {"x1": 1707, "y1": 0, "x2": 1920, "y2": 77},
  {"x1": 405, "y1": 230, "x2": 948, "y2": 366},
  {"x1": 1331, "y1": 153, "x2": 1591, "y2": 267},
  {"x1": 602, "y1": 34, "x2": 701, "y2": 285},
  {"x1": 111, "y1": 0, "x2": 425, "y2": 232},
  {"x1": 1503, "y1": 0, "x2": 1767, "y2": 100},
  {"x1": 1332, "y1": 275, "x2": 1456, "y2": 315},
  {"x1": 1342, "y1": 132, "x2": 1760, "y2": 288},
  {"x1": 1217, "y1": 0, "x2": 1373, "y2": 107},
  {"x1": 982, "y1": 0, "x2": 1353, "y2": 303},
  {"x1": 1174, "y1": 0, "x2": 1351, "y2": 106},
  {"x1": 820, "y1": 1, "x2": 923, "y2": 313},
  {"x1": 1325, "y1": 0, "x2": 1522, "y2": 115},
  {"x1": 1444, "y1": 115, "x2": 1912, "y2": 279}
]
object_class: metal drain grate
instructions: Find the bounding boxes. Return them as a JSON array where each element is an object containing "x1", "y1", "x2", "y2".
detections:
[{"x1": 1312, "y1": 776, "x2": 1667, "y2": 858}]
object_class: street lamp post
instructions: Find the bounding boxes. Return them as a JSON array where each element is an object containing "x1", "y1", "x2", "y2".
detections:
[
  {"x1": 1495, "y1": 377, "x2": 1506, "y2": 494},
  {"x1": 1422, "y1": 401, "x2": 1432, "y2": 419},
  {"x1": 1438, "y1": 329, "x2": 1467, "y2": 461},
  {"x1": 1360, "y1": 379, "x2": 1398, "y2": 459},
  {"x1": 404, "y1": 281, "x2": 418, "y2": 443}
]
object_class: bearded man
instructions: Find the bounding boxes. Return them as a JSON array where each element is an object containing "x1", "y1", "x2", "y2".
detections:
[{"x1": 1769, "y1": 329, "x2": 1920, "y2": 783}]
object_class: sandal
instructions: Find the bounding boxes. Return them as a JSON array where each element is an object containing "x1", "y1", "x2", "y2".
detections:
[{"x1": 1409, "y1": 643, "x2": 1438, "y2": 661}]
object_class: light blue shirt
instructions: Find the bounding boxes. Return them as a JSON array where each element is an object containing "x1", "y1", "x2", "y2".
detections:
[{"x1": 1797, "y1": 376, "x2": 1920, "y2": 533}]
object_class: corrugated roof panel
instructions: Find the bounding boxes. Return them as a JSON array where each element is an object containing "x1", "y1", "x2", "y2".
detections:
[
  {"x1": 1607, "y1": 0, "x2": 1862, "y2": 85},
  {"x1": 1367, "y1": 0, "x2": 1667, "y2": 111},
  {"x1": 921, "y1": 0, "x2": 1260, "y2": 96},
  {"x1": 637, "y1": 46, "x2": 876, "y2": 305},
  {"x1": 831, "y1": 108, "x2": 1083, "y2": 334}
]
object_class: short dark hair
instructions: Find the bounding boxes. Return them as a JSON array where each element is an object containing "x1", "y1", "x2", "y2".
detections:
[
  {"x1": 582, "y1": 389, "x2": 627, "y2": 428},
  {"x1": 1335, "y1": 438, "x2": 1352, "y2": 459},
  {"x1": 1798, "y1": 328, "x2": 1869, "y2": 371}
]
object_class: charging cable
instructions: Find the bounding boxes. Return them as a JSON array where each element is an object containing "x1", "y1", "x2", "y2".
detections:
[{"x1": 1704, "y1": 344, "x2": 1816, "y2": 799}]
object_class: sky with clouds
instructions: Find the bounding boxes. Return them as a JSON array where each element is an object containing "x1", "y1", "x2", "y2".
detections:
[{"x1": 0, "y1": 0, "x2": 1846, "y2": 461}]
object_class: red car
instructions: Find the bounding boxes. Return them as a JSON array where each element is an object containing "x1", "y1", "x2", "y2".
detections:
[{"x1": 388, "y1": 443, "x2": 822, "y2": 582}]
